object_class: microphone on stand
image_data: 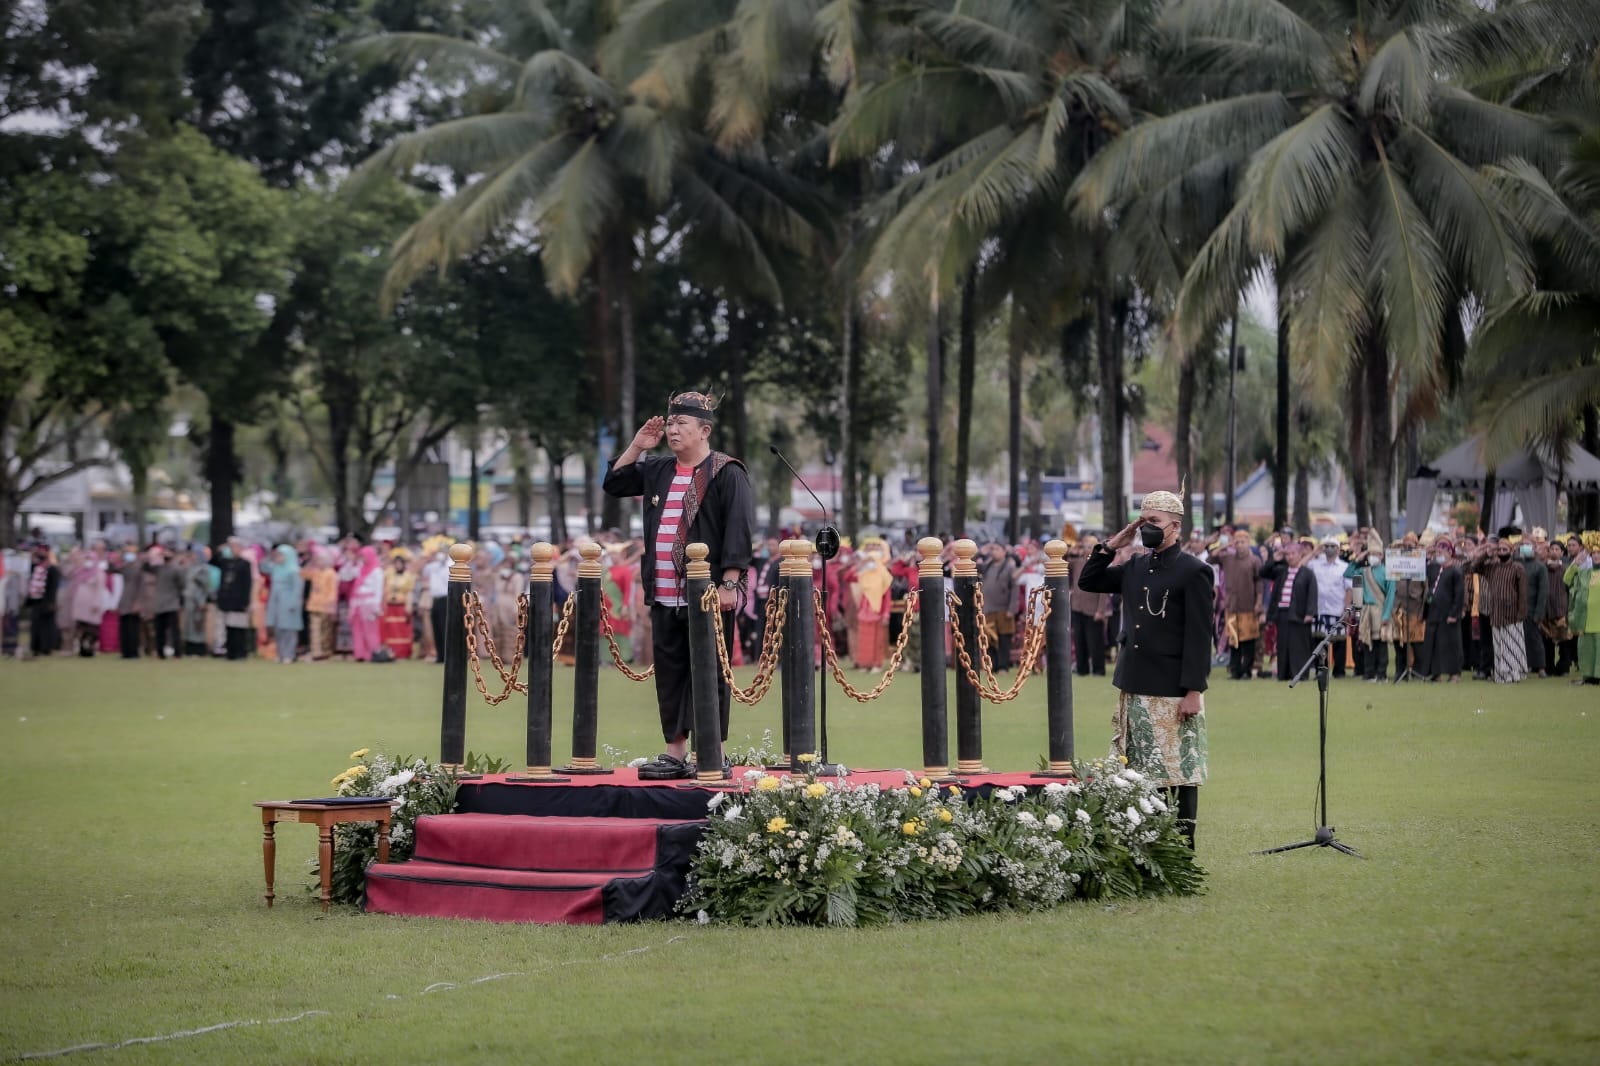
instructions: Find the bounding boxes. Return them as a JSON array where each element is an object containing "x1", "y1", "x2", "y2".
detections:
[{"x1": 770, "y1": 444, "x2": 843, "y2": 775}]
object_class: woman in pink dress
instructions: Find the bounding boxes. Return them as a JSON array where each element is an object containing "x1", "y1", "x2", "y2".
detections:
[{"x1": 348, "y1": 546, "x2": 385, "y2": 661}]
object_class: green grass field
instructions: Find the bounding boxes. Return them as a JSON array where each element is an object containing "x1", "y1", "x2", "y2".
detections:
[{"x1": 3, "y1": 656, "x2": 1597, "y2": 1064}]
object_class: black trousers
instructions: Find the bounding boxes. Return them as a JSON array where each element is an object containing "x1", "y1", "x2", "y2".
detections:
[
  {"x1": 1423, "y1": 619, "x2": 1463, "y2": 678},
  {"x1": 651, "y1": 603, "x2": 734, "y2": 745},
  {"x1": 1476, "y1": 615, "x2": 1495, "y2": 674},
  {"x1": 27, "y1": 602, "x2": 59, "y2": 655},
  {"x1": 1277, "y1": 621, "x2": 1312, "y2": 680},
  {"x1": 1229, "y1": 639, "x2": 1258, "y2": 679},
  {"x1": 1523, "y1": 618, "x2": 1546, "y2": 672},
  {"x1": 119, "y1": 613, "x2": 142, "y2": 659},
  {"x1": 1326, "y1": 636, "x2": 1348, "y2": 678},
  {"x1": 153, "y1": 611, "x2": 180, "y2": 657},
  {"x1": 1071, "y1": 611, "x2": 1106, "y2": 675},
  {"x1": 1360, "y1": 640, "x2": 1389, "y2": 679},
  {"x1": 1460, "y1": 618, "x2": 1476, "y2": 675},
  {"x1": 1555, "y1": 635, "x2": 1578, "y2": 676},
  {"x1": 225, "y1": 626, "x2": 251, "y2": 660},
  {"x1": 1395, "y1": 641, "x2": 1423, "y2": 679},
  {"x1": 1164, "y1": 785, "x2": 1199, "y2": 848},
  {"x1": 431, "y1": 598, "x2": 448, "y2": 663}
]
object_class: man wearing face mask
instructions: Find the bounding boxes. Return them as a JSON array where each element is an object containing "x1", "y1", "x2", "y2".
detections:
[
  {"x1": 1421, "y1": 539, "x2": 1465, "y2": 682},
  {"x1": 1265, "y1": 538, "x2": 1318, "y2": 681},
  {"x1": 1306, "y1": 536, "x2": 1352, "y2": 678},
  {"x1": 604, "y1": 392, "x2": 755, "y2": 780},
  {"x1": 1468, "y1": 529, "x2": 1530, "y2": 683},
  {"x1": 1077, "y1": 489, "x2": 1213, "y2": 850},
  {"x1": 1519, "y1": 533, "x2": 1549, "y2": 678}
]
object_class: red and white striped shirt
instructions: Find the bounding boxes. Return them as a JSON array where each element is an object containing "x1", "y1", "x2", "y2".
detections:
[
  {"x1": 654, "y1": 465, "x2": 694, "y2": 606},
  {"x1": 1278, "y1": 566, "x2": 1300, "y2": 608}
]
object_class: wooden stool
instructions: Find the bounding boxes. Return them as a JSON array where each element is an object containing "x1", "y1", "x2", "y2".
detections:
[{"x1": 254, "y1": 801, "x2": 393, "y2": 913}]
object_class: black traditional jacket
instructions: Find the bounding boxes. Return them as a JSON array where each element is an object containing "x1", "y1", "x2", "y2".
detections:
[
  {"x1": 602, "y1": 451, "x2": 755, "y2": 607},
  {"x1": 1078, "y1": 542, "x2": 1213, "y2": 697}
]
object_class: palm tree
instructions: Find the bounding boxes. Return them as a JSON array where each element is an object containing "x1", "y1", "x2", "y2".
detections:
[
  {"x1": 351, "y1": 0, "x2": 820, "y2": 486},
  {"x1": 1076, "y1": 0, "x2": 1600, "y2": 537},
  {"x1": 827, "y1": 0, "x2": 1165, "y2": 532}
]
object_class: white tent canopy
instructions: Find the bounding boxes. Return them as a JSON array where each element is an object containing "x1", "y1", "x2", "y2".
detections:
[{"x1": 1406, "y1": 436, "x2": 1600, "y2": 535}]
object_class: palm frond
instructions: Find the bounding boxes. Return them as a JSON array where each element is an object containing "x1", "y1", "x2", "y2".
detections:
[
  {"x1": 516, "y1": 49, "x2": 621, "y2": 110},
  {"x1": 1071, "y1": 92, "x2": 1293, "y2": 215},
  {"x1": 1479, "y1": 364, "x2": 1600, "y2": 459},
  {"x1": 382, "y1": 131, "x2": 580, "y2": 302},
  {"x1": 626, "y1": 26, "x2": 723, "y2": 109},
  {"x1": 688, "y1": 147, "x2": 825, "y2": 257},
  {"x1": 1440, "y1": 0, "x2": 1600, "y2": 78},
  {"x1": 1368, "y1": 153, "x2": 1448, "y2": 385},
  {"x1": 1432, "y1": 88, "x2": 1561, "y2": 171},
  {"x1": 602, "y1": 0, "x2": 737, "y2": 83},
  {"x1": 676, "y1": 169, "x2": 783, "y2": 305},
  {"x1": 1154, "y1": 35, "x2": 1328, "y2": 96},
  {"x1": 815, "y1": 0, "x2": 868, "y2": 88},
  {"x1": 1288, "y1": 184, "x2": 1370, "y2": 390},
  {"x1": 1474, "y1": 292, "x2": 1600, "y2": 376},
  {"x1": 353, "y1": 111, "x2": 548, "y2": 186},
  {"x1": 494, "y1": 0, "x2": 569, "y2": 53},
  {"x1": 1243, "y1": 104, "x2": 1361, "y2": 259},
  {"x1": 1174, "y1": 195, "x2": 1255, "y2": 352},
  {"x1": 908, "y1": 4, "x2": 1046, "y2": 71},
  {"x1": 950, "y1": 125, "x2": 1048, "y2": 234},
  {"x1": 1400, "y1": 127, "x2": 1532, "y2": 304},
  {"x1": 1160, "y1": 0, "x2": 1329, "y2": 58},
  {"x1": 607, "y1": 104, "x2": 684, "y2": 206},
  {"x1": 344, "y1": 32, "x2": 521, "y2": 82},
  {"x1": 1486, "y1": 157, "x2": 1600, "y2": 280},
  {"x1": 1358, "y1": 29, "x2": 1433, "y2": 125},
  {"x1": 529, "y1": 137, "x2": 621, "y2": 295},
  {"x1": 829, "y1": 65, "x2": 1029, "y2": 162}
]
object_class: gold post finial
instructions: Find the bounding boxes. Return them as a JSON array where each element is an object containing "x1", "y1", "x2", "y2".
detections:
[
  {"x1": 780, "y1": 538, "x2": 814, "y2": 578},
  {"x1": 1044, "y1": 539, "x2": 1069, "y2": 577},
  {"x1": 951, "y1": 538, "x2": 978, "y2": 577},
  {"x1": 686, "y1": 542, "x2": 711, "y2": 580},
  {"x1": 529, "y1": 541, "x2": 554, "y2": 583},
  {"x1": 448, "y1": 542, "x2": 474, "y2": 581},
  {"x1": 918, "y1": 536, "x2": 944, "y2": 577},
  {"x1": 578, "y1": 541, "x2": 603, "y2": 578}
]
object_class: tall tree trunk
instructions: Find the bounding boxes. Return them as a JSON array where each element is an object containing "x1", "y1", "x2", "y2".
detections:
[
  {"x1": 875, "y1": 471, "x2": 886, "y2": 525},
  {"x1": 1096, "y1": 283, "x2": 1127, "y2": 529},
  {"x1": 0, "y1": 488, "x2": 17, "y2": 549},
  {"x1": 1293, "y1": 460, "x2": 1312, "y2": 533},
  {"x1": 547, "y1": 454, "x2": 567, "y2": 544},
  {"x1": 1006, "y1": 302, "x2": 1024, "y2": 541},
  {"x1": 133, "y1": 465, "x2": 149, "y2": 548},
  {"x1": 1582, "y1": 403, "x2": 1599, "y2": 529},
  {"x1": 1224, "y1": 307, "x2": 1239, "y2": 527},
  {"x1": 1174, "y1": 350, "x2": 1196, "y2": 537},
  {"x1": 608, "y1": 246, "x2": 636, "y2": 534},
  {"x1": 1027, "y1": 442, "x2": 1044, "y2": 541},
  {"x1": 1352, "y1": 464, "x2": 1370, "y2": 530},
  {"x1": 728, "y1": 310, "x2": 751, "y2": 462},
  {"x1": 514, "y1": 450, "x2": 532, "y2": 529},
  {"x1": 1274, "y1": 268, "x2": 1291, "y2": 531},
  {"x1": 467, "y1": 441, "x2": 481, "y2": 541},
  {"x1": 953, "y1": 272, "x2": 977, "y2": 538},
  {"x1": 1481, "y1": 468, "x2": 1497, "y2": 534},
  {"x1": 925, "y1": 288, "x2": 944, "y2": 537},
  {"x1": 1201, "y1": 465, "x2": 1215, "y2": 533},
  {"x1": 207, "y1": 414, "x2": 236, "y2": 547},
  {"x1": 840, "y1": 293, "x2": 859, "y2": 541},
  {"x1": 1366, "y1": 332, "x2": 1394, "y2": 540}
]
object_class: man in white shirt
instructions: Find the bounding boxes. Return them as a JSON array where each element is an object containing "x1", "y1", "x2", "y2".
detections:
[
  {"x1": 423, "y1": 550, "x2": 450, "y2": 664},
  {"x1": 1306, "y1": 536, "x2": 1353, "y2": 678}
]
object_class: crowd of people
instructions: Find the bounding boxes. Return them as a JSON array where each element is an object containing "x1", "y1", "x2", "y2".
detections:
[{"x1": 6, "y1": 522, "x2": 1598, "y2": 688}]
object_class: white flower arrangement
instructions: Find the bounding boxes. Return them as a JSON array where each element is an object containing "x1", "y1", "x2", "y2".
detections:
[{"x1": 684, "y1": 757, "x2": 1203, "y2": 927}]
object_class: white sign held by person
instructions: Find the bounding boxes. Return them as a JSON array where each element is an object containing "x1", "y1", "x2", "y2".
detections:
[{"x1": 1388, "y1": 549, "x2": 1427, "y2": 581}]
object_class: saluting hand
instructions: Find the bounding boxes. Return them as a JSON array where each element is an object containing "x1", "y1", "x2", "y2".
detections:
[
  {"x1": 630, "y1": 416, "x2": 665, "y2": 452},
  {"x1": 1104, "y1": 520, "x2": 1142, "y2": 551}
]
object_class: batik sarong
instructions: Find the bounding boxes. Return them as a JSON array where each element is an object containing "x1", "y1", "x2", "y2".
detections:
[
  {"x1": 1491, "y1": 623, "x2": 1527, "y2": 683},
  {"x1": 1112, "y1": 690, "x2": 1207, "y2": 788}
]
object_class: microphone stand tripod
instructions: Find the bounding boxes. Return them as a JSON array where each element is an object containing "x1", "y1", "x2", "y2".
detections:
[{"x1": 1258, "y1": 615, "x2": 1363, "y2": 857}]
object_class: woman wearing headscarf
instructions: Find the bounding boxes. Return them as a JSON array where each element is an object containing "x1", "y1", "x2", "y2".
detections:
[
  {"x1": 182, "y1": 547, "x2": 212, "y2": 657},
  {"x1": 382, "y1": 548, "x2": 417, "y2": 659},
  {"x1": 1344, "y1": 533, "x2": 1396, "y2": 682},
  {"x1": 24, "y1": 543, "x2": 62, "y2": 657},
  {"x1": 1566, "y1": 535, "x2": 1600, "y2": 685},
  {"x1": 263, "y1": 544, "x2": 304, "y2": 664},
  {"x1": 214, "y1": 539, "x2": 254, "y2": 660},
  {"x1": 348, "y1": 545, "x2": 385, "y2": 662},
  {"x1": 852, "y1": 538, "x2": 893, "y2": 670},
  {"x1": 98, "y1": 547, "x2": 124, "y2": 655},
  {"x1": 67, "y1": 548, "x2": 105, "y2": 656}
]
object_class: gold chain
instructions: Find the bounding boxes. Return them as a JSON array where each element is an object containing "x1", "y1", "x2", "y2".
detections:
[
  {"x1": 550, "y1": 593, "x2": 576, "y2": 657},
  {"x1": 946, "y1": 586, "x2": 1053, "y2": 702},
  {"x1": 700, "y1": 584, "x2": 788, "y2": 705},
  {"x1": 811, "y1": 586, "x2": 919, "y2": 702},
  {"x1": 599, "y1": 597, "x2": 655, "y2": 682},
  {"x1": 462, "y1": 590, "x2": 527, "y2": 704}
]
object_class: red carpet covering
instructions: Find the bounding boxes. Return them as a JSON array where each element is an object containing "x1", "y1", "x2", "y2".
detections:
[{"x1": 367, "y1": 769, "x2": 1057, "y2": 925}]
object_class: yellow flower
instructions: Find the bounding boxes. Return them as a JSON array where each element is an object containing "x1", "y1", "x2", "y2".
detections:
[
  {"x1": 805, "y1": 783, "x2": 827, "y2": 799},
  {"x1": 766, "y1": 816, "x2": 789, "y2": 833},
  {"x1": 330, "y1": 773, "x2": 346, "y2": 787},
  {"x1": 755, "y1": 776, "x2": 781, "y2": 791},
  {"x1": 797, "y1": 753, "x2": 817, "y2": 764},
  {"x1": 1119, "y1": 755, "x2": 1129, "y2": 766},
  {"x1": 349, "y1": 748, "x2": 370, "y2": 760},
  {"x1": 909, "y1": 787, "x2": 923, "y2": 798},
  {"x1": 902, "y1": 821, "x2": 920, "y2": 836},
  {"x1": 919, "y1": 777, "x2": 932, "y2": 789},
  {"x1": 947, "y1": 786, "x2": 962, "y2": 797},
  {"x1": 937, "y1": 808, "x2": 953, "y2": 824}
]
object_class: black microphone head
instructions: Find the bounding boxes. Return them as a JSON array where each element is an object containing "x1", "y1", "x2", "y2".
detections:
[{"x1": 769, "y1": 444, "x2": 779, "y2": 454}]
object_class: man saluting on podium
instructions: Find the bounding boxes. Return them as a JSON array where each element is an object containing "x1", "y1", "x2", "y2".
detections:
[
  {"x1": 603, "y1": 392, "x2": 755, "y2": 780},
  {"x1": 1077, "y1": 488, "x2": 1213, "y2": 849}
]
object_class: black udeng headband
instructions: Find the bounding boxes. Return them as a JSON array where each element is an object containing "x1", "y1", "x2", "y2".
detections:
[{"x1": 668, "y1": 401, "x2": 715, "y2": 423}]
